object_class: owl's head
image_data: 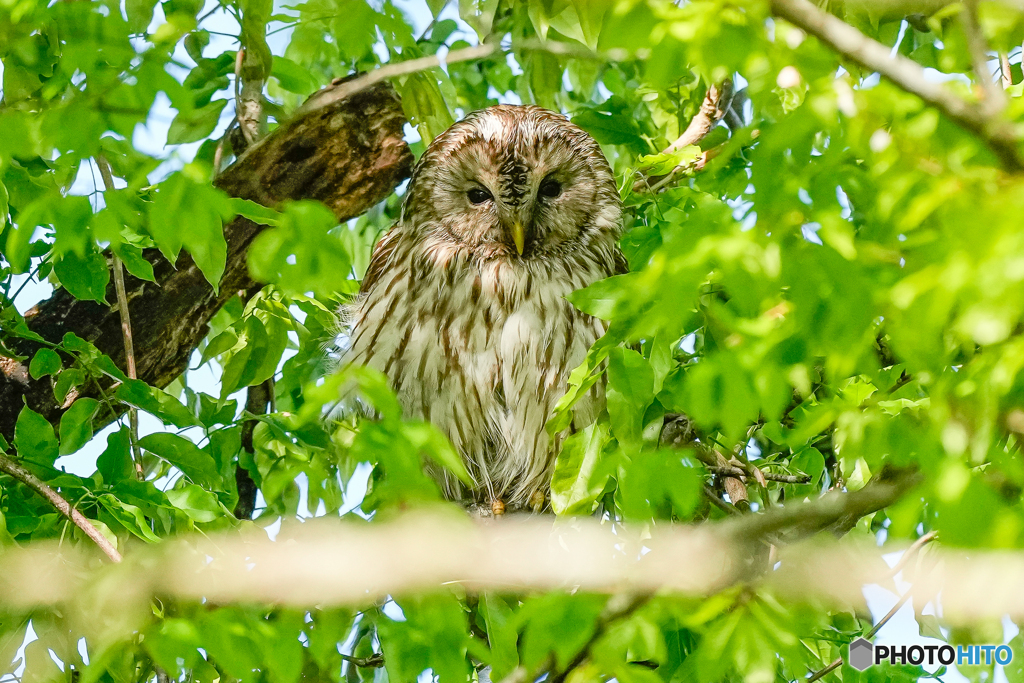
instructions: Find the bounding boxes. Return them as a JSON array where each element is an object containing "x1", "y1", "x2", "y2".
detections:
[{"x1": 401, "y1": 105, "x2": 622, "y2": 260}]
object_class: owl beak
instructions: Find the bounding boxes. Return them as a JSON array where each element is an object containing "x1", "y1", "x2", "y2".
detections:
[{"x1": 511, "y1": 220, "x2": 526, "y2": 255}]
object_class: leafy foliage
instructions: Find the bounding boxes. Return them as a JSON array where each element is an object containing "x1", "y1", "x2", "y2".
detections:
[{"x1": 2, "y1": 0, "x2": 1024, "y2": 682}]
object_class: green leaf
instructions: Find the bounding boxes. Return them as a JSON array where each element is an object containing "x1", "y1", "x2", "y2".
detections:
[
  {"x1": 270, "y1": 56, "x2": 318, "y2": 95},
  {"x1": 247, "y1": 201, "x2": 351, "y2": 297},
  {"x1": 481, "y1": 593, "x2": 519, "y2": 679},
  {"x1": 219, "y1": 315, "x2": 270, "y2": 397},
  {"x1": 566, "y1": 274, "x2": 636, "y2": 320},
  {"x1": 97, "y1": 427, "x2": 135, "y2": 484},
  {"x1": 113, "y1": 243, "x2": 156, "y2": 282},
  {"x1": 29, "y1": 348, "x2": 62, "y2": 379},
  {"x1": 184, "y1": 30, "x2": 210, "y2": 62},
  {"x1": 0, "y1": 180, "x2": 8, "y2": 230},
  {"x1": 115, "y1": 379, "x2": 203, "y2": 428},
  {"x1": 14, "y1": 405, "x2": 58, "y2": 465},
  {"x1": 606, "y1": 347, "x2": 655, "y2": 450},
  {"x1": 98, "y1": 493, "x2": 161, "y2": 542},
  {"x1": 126, "y1": 0, "x2": 160, "y2": 32},
  {"x1": 58, "y1": 398, "x2": 99, "y2": 455},
  {"x1": 53, "y1": 368, "x2": 86, "y2": 405},
  {"x1": 550, "y1": 421, "x2": 611, "y2": 516},
  {"x1": 167, "y1": 99, "x2": 229, "y2": 145},
  {"x1": 147, "y1": 172, "x2": 234, "y2": 291},
  {"x1": 166, "y1": 483, "x2": 226, "y2": 523},
  {"x1": 229, "y1": 198, "x2": 280, "y2": 226},
  {"x1": 198, "y1": 609, "x2": 263, "y2": 683},
  {"x1": 519, "y1": 593, "x2": 607, "y2": 670},
  {"x1": 139, "y1": 433, "x2": 220, "y2": 488},
  {"x1": 54, "y1": 249, "x2": 110, "y2": 303}
]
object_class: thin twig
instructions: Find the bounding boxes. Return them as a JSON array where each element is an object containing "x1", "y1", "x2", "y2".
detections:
[
  {"x1": 961, "y1": 0, "x2": 1007, "y2": 114},
  {"x1": 0, "y1": 454, "x2": 122, "y2": 562},
  {"x1": 770, "y1": 0, "x2": 1024, "y2": 172},
  {"x1": 886, "y1": 530, "x2": 937, "y2": 579},
  {"x1": 96, "y1": 155, "x2": 144, "y2": 481}
]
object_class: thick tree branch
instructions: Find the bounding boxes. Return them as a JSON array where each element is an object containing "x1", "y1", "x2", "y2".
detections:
[
  {"x1": 770, "y1": 0, "x2": 1024, "y2": 172},
  {"x1": 0, "y1": 453, "x2": 122, "y2": 562},
  {"x1": 0, "y1": 82, "x2": 413, "y2": 442}
]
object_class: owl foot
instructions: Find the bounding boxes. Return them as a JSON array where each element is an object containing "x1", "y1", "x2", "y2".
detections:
[{"x1": 490, "y1": 498, "x2": 506, "y2": 517}]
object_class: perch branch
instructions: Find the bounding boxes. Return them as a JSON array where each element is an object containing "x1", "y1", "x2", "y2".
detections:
[
  {"x1": 770, "y1": 0, "x2": 1024, "y2": 172},
  {"x1": 0, "y1": 453, "x2": 122, "y2": 562},
  {"x1": 726, "y1": 467, "x2": 922, "y2": 542}
]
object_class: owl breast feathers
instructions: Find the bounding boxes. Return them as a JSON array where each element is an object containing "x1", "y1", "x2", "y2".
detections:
[{"x1": 342, "y1": 104, "x2": 624, "y2": 510}]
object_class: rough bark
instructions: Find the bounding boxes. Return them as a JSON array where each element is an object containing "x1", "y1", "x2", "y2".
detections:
[{"x1": 0, "y1": 81, "x2": 413, "y2": 442}]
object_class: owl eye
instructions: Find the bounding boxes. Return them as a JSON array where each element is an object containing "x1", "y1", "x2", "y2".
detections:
[
  {"x1": 539, "y1": 178, "x2": 561, "y2": 199},
  {"x1": 467, "y1": 188, "x2": 492, "y2": 205}
]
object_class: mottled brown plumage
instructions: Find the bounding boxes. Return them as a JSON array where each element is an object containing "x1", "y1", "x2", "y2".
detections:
[{"x1": 343, "y1": 104, "x2": 623, "y2": 510}]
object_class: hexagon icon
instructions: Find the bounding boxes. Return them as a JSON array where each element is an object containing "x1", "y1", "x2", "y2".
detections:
[{"x1": 848, "y1": 637, "x2": 874, "y2": 671}]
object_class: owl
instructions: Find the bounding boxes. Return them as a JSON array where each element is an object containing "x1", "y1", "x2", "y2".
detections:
[{"x1": 343, "y1": 104, "x2": 624, "y2": 512}]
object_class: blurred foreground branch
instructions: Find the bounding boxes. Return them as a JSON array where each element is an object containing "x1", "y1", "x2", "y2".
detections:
[
  {"x1": 0, "y1": 469, "x2": 922, "y2": 610},
  {"x1": 771, "y1": 0, "x2": 1024, "y2": 171}
]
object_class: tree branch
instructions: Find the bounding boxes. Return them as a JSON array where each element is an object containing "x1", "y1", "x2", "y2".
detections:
[
  {"x1": 770, "y1": 0, "x2": 1024, "y2": 172},
  {"x1": 0, "y1": 453, "x2": 122, "y2": 562}
]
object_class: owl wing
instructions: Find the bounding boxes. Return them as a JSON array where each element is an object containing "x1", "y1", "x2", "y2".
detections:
[
  {"x1": 612, "y1": 247, "x2": 630, "y2": 276},
  {"x1": 359, "y1": 224, "x2": 403, "y2": 294}
]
